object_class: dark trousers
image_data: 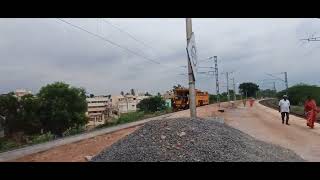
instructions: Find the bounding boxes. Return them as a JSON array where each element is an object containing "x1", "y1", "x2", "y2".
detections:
[{"x1": 281, "y1": 112, "x2": 289, "y2": 124}]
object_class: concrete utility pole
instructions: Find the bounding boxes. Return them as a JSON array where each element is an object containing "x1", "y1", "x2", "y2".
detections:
[
  {"x1": 214, "y1": 56, "x2": 220, "y2": 107},
  {"x1": 186, "y1": 18, "x2": 197, "y2": 119},
  {"x1": 284, "y1": 72, "x2": 288, "y2": 95},
  {"x1": 232, "y1": 78, "x2": 236, "y2": 101},
  {"x1": 226, "y1": 72, "x2": 230, "y2": 102},
  {"x1": 273, "y1": 82, "x2": 276, "y2": 92}
]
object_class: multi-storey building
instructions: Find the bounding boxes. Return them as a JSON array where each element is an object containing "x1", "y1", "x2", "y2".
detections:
[{"x1": 86, "y1": 96, "x2": 111, "y2": 128}]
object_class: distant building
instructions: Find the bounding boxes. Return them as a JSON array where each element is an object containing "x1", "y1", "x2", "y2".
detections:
[
  {"x1": 165, "y1": 99, "x2": 172, "y2": 108},
  {"x1": 86, "y1": 97, "x2": 111, "y2": 128},
  {"x1": 14, "y1": 89, "x2": 32, "y2": 98},
  {"x1": 111, "y1": 95, "x2": 149, "y2": 114},
  {"x1": 119, "y1": 95, "x2": 137, "y2": 113},
  {"x1": 86, "y1": 97, "x2": 109, "y2": 104},
  {"x1": 163, "y1": 90, "x2": 174, "y2": 108}
]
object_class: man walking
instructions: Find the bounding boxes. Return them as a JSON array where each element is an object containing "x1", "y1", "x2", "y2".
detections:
[{"x1": 279, "y1": 95, "x2": 290, "y2": 125}]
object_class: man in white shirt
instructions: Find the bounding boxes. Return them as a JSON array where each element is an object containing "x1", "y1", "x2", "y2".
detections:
[{"x1": 279, "y1": 95, "x2": 291, "y2": 125}]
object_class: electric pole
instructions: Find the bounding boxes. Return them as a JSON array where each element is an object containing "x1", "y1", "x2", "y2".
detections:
[
  {"x1": 214, "y1": 56, "x2": 220, "y2": 107},
  {"x1": 284, "y1": 72, "x2": 288, "y2": 95},
  {"x1": 232, "y1": 78, "x2": 236, "y2": 101},
  {"x1": 226, "y1": 72, "x2": 230, "y2": 102},
  {"x1": 186, "y1": 18, "x2": 197, "y2": 119},
  {"x1": 273, "y1": 82, "x2": 276, "y2": 92}
]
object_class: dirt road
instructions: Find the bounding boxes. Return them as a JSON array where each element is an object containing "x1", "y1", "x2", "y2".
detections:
[
  {"x1": 14, "y1": 126, "x2": 140, "y2": 162},
  {"x1": 221, "y1": 101, "x2": 320, "y2": 162},
  {"x1": 162, "y1": 101, "x2": 320, "y2": 161},
  {"x1": 13, "y1": 100, "x2": 320, "y2": 162}
]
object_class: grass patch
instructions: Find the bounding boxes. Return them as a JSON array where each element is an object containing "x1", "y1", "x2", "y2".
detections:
[
  {"x1": 117, "y1": 111, "x2": 146, "y2": 124},
  {"x1": 97, "y1": 109, "x2": 172, "y2": 129},
  {"x1": 27, "y1": 132, "x2": 55, "y2": 145},
  {"x1": 0, "y1": 138, "x2": 20, "y2": 153},
  {"x1": 291, "y1": 106, "x2": 304, "y2": 116}
]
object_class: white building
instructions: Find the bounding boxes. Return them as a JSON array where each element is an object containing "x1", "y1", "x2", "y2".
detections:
[
  {"x1": 14, "y1": 89, "x2": 32, "y2": 98},
  {"x1": 116, "y1": 95, "x2": 137, "y2": 113},
  {"x1": 86, "y1": 97, "x2": 111, "y2": 128},
  {"x1": 111, "y1": 95, "x2": 149, "y2": 114}
]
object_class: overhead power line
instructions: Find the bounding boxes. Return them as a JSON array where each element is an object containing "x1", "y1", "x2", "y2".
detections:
[
  {"x1": 56, "y1": 18, "x2": 161, "y2": 65},
  {"x1": 265, "y1": 73, "x2": 285, "y2": 82},
  {"x1": 301, "y1": 37, "x2": 320, "y2": 42},
  {"x1": 101, "y1": 19, "x2": 157, "y2": 52}
]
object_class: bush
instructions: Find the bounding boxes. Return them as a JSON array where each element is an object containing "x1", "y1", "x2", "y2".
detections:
[
  {"x1": 62, "y1": 125, "x2": 86, "y2": 137},
  {"x1": 209, "y1": 94, "x2": 216, "y2": 104},
  {"x1": 0, "y1": 138, "x2": 20, "y2": 153},
  {"x1": 164, "y1": 107, "x2": 173, "y2": 113},
  {"x1": 117, "y1": 111, "x2": 145, "y2": 124},
  {"x1": 137, "y1": 96, "x2": 166, "y2": 113},
  {"x1": 277, "y1": 84, "x2": 320, "y2": 106},
  {"x1": 29, "y1": 132, "x2": 54, "y2": 144}
]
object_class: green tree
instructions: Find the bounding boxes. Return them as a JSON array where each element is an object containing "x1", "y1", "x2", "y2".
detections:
[
  {"x1": 239, "y1": 82, "x2": 259, "y2": 97},
  {"x1": 0, "y1": 93, "x2": 19, "y2": 136},
  {"x1": 38, "y1": 82, "x2": 88, "y2": 136},
  {"x1": 130, "y1": 89, "x2": 136, "y2": 96},
  {"x1": 0, "y1": 93, "x2": 42, "y2": 136},
  {"x1": 17, "y1": 94, "x2": 42, "y2": 134},
  {"x1": 228, "y1": 90, "x2": 235, "y2": 98},
  {"x1": 144, "y1": 92, "x2": 152, "y2": 96},
  {"x1": 209, "y1": 94, "x2": 217, "y2": 104},
  {"x1": 137, "y1": 96, "x2": 166, "y2": 113}
]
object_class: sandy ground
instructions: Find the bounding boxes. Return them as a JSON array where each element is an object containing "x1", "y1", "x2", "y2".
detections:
[
  {"x1": 13, "y1": 100, "x2": 320, "y2": 162},
  {"x1": 162, "y1": 101, "x2": 320, "y2": 161},
  {"x1": 221, "y1": 102, "x2": 320, "y2": 162},
  {"x1": 14, "y1": 126, "x2": 140, "y2": 162}
]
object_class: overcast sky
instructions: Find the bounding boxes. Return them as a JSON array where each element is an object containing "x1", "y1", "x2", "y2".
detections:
[{"x1": 1, "y1": 18, "x2": 320, "y2": 96}]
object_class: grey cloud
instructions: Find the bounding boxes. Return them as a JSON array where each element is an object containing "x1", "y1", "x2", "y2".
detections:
[{"x1": 1, "y1": 18, "x2": 320, "y2": 95}]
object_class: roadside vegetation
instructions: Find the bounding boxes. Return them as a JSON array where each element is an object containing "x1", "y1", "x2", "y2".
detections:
[
  {"x1": 259, "y1": 84, "x2": 320, "y2": 122},
  {"x1": 0, "y1": 82, "x2": 88, "y2": 152},
  {"x1": 97, "y1": 95, "x2": 172, "y2": 129},
  {"x1": 0, "y1": 84, "x2": 174, "y2": 153}
]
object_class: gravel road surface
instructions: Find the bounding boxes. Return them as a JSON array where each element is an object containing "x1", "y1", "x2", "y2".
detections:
[{"x1": 92, "y1": 117, "x2": 303, "y2": 162}]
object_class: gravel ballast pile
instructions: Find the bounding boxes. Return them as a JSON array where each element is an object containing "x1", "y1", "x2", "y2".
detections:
[{"x1": 92, "y1": 118, "x2": 304, "y2": 162}]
